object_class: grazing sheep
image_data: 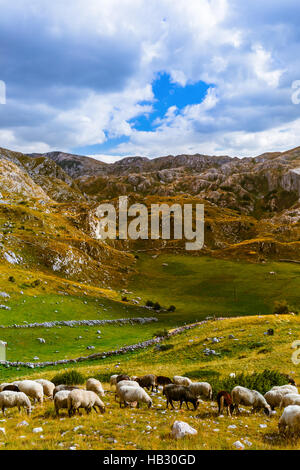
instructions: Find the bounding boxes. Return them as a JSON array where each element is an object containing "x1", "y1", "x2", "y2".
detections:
[
  {"x1": 0, "y1": 383, "x2": 10, "y2": 392},
  {"x1": 156, "y1": 376, "x2": 173, "y2": 387},
  {"x1": 217, "y1": 391, "x2": 234, "y2": 416},
  {"x1": 280, "y1": 394, "x2": 300, "y2": 409},
  {"x1": 116, "y1": 374, "x2": 130, "y2": 383},
  {"x1": 53, "y1": 385, "x2": 80, "y2": 397},
  {"x1": 67, "y1": 390, "x2": 105, "y2": 416},
  {"x1": 264, "y1": 390, "x2": 285, "y2": 410},
  {"x1": 110, "y1": 375, "x2": 118, "y2": 388},
  {"x1": 232, "y1": 386, "x2": 271, "y2": 416},
  {"x1": 279, "y1": 405, "x2": 300, "y2": 436},
  {"x1": 35, "y1": 379, "x2": 55, "y2": 398},
  {"x1": 118, "y1": 385, "x2": 152, "y2": 408},
  {"x1": 163, "y1": 384, "x2": 199, "y2": 411},
  {"x1": 272, "y1": 385, "x2": 298, "y2": 395},
  {"x1": 134, "y1": 374, "x2": 157, "y2": 392},
  {"x1": 115, "y1": 380, "x2": 140, "y2": 401},
  {"x1": 2, "y1": 385, "x2": 19, "y2": 392},
  {"x1": 13, "y1": 380, "x2": 43, "y2": 404},
  {"x1": 0, "y1": 391, "x2": 31, "y2": 415},
  {"x1": 86, "y1": 378, "x2": 105, "y2": 397},
  {"x1": 189, "y1": 382, "x2": 212, "y2": 400},
  {"x1": 54, "y1": 390, "x2": 71, "y2": 416},
  {"x1": 173, "y1": 376, "x2": 192, "y2": 387}
]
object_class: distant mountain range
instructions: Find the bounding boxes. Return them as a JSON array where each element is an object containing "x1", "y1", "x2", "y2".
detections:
[{"x1": 0, "y1": 145, "x2": 299, "y2": 287}]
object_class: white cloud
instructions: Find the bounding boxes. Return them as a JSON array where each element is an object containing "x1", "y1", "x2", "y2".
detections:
[{"x1": 0, "y1": 0, "x2": 300, "y2": 157}]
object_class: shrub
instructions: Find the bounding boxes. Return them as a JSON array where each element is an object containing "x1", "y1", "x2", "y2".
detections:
[
  {"x1": 8, "y1": 276, "x2": 15, "y2": 283},
  {"x1": 273, "y1": 300, "x2": 289, "y2": 315},
  {"x1": 153, "y1": 329, "x2": 169, "y2": 338},
  {"x1": 209, "y1": 369, "x2": 288, "y2": 399},
  {"x1": 155, "y1": 344, "x2": 174, "y2": 352},
  {"x1": 146, "y1": 300, "x2": 154, "y2": 307},
  {"x1": 167, "y1": 305, "x2": 176, "y2": 312},
  {"x1": 122, "y1": 296, "x2": 128, "y2": 302},
  {"x1": 153, "y1": 302, "x2": 161, "y2": 311},
  {"x1": 51, "y1": 369, "x2": 86, "y2": 386}
]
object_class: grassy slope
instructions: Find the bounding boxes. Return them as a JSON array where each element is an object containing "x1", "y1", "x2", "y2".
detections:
[
  {"x1": 129, "y1": 254, "x2": 300, "y2": 321},
  {"x1": 0, "y1": 314, "x2": 300, "y2": 450}
]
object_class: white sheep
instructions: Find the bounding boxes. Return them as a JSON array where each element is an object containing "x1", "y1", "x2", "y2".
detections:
[
  {"x1": 54, "y1": 390, "x2": 71, "y2": 416},
  {"x1": 0, "y1": 391, "x2": 31, "y2": 415},
  {"x1": 264, "y1": 390, "x2": 285, "y2": 410},
  {"x1": 110, "y1": 374, "x2": 118, "y2": 388},
  {"x1": 280, "y1": 394, "x2": 300, "y2": 409},
  {"x1": 67, "y1": 390, "x2": 105, "y2": 416},
  {"x1": 115, "y1": 380, "x2": 140, "y2": 401},
  {"x1": 189, "y1": 382, "x2": 212, "y2": 399},
  {"x1": 279, "y1": 405, "x2": 300, "y2": 436},
  {"x1": 13, "y1": 380, "x2": 43, "y2": 403},
  {"x1": 35, "y1": 379, "x2": 55, "y2": 398},
  {"x1": 86, "y1": 378, "x2": 105, "y2": 397},
  {"x1": 272, "y1": 385, "x2": 298, "y2": 395},
  {"x1": 118, "y1": 385, "x2": 152, "y2": 408},
  {"x1": 232, "y1": 386, "x2": 271, "y2": 415},
  {"x1": 173, "y1": 376, "x2": 192, "y2": 387}
]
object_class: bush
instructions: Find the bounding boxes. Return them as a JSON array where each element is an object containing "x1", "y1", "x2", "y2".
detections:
[
  {"x1": 51, "y1": 369, "x2": 86, "y2": 386},
  {"x1": 153, "y1": 329, "x2": 169, "y2": 338},
  {"x1": 8, "y1": 276, "x2": 15, "y2": 283},
  {"x1": 122, "y1": 296, "x2": 128, "y2": 302},
  {"x1": 153, "y1": 302, "x2": 161, "y2": 311},
  {"x1": 146, "y1": 300, "x2": 154, "y2": 307},
  {"x1": 167, "y1": 305, "x2": 176, "y2": 312},
  {"x1": 273, "y1": 300, "x2": 289, "y2": 315},
  {"x1": 209, "y1": 369, "x2": 288, "y2": 400}
]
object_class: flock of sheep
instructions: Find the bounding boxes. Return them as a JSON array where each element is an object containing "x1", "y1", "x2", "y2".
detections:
[{"x1": 0, "y1": 373, "x2": 300, "y2": 439}]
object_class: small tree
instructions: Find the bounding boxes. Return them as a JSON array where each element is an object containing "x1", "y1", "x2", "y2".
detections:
[
  {"x1": 273, "y1": 300, "x2": 289, "y2": 315},
  {"x1": 168, "y1": 305, "x2": 176, "y2": 312}
]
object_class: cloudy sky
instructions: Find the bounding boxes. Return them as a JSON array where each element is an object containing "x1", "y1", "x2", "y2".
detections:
[{"x1": 0, "y1": 0, "x2": 300, "y2": 161}]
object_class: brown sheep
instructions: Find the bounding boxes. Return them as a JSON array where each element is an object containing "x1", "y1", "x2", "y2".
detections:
[
  {"x1": 156, "y1": 376, "x2": 173, "y2": 387},
  {"x1": 163, "y1": 384, "x2": 199, "y2": 410},
  {"x1": 116, "y1": 374, "x2": 130, "y2": 383},
  {"x1": 217, "y1": 391, "x2": 234, "y2": 416},
  {"x1": 2, "y1": 385, "x2": 20, "y2": 392},
  {"x1": 134, "y1": 374, "x2": 157, "y2": 392}
]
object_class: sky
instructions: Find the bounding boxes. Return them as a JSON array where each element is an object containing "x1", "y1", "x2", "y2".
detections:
[{"x1": 0, "y1": 0, "x2": 300, "y2": 162}]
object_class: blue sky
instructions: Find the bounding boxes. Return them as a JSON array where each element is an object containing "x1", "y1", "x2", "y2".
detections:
[{"x1": 0, "y1": 0, "x2": 300, "y2": 161}]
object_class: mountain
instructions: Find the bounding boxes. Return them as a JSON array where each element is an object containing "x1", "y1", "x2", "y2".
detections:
[{"x1": 0, "y1": 145, "x2": 299, "y2": 289}]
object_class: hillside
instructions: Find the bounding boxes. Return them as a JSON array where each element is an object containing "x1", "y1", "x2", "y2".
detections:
[{"x1": 0, "y1": 314, "x2": 299, "y2": 450}]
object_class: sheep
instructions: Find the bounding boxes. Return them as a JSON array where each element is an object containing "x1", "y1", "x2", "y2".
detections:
[
  {"x1": 279, "y1": 405, "x2": 300, "y2": 436},
  {"x1": 217, "y1": 391, "x2": 234, "y2": 416},
  {"x1": 264, "y1": 390, "x2": 285, "y2": 410},
  {"x1": 163, "y1": 384, "x2": 199, "y2": 411},
  {"x1": 53, "y1": 385, "x2": 80, "y2": 397},
  {"x1": 67, "y1": 390, "x2": 105, "y2": 416},
  {"x1": 54, "y1": 390, "x2": 71, "y2": 416},
  {"x1": 86, "y1": 378, "x2": 105, "y2": 397},
  {"x1": 2, "y1": 385, "x2": 19, "y2": 392},
  {"x1": 118, "y1": 385, "x2": 152, "y2": 409},
  {"x1": 272, "y1": 384, "x2": 298, "y2": 395},
  {"x1": 115, "y1": 380, "x2": 140, "y2": 401},
  {"x1": 173, "y1": 376, "x2": 192, "y2": 387},
  {"x1": 13, "y1": 380, "x2": 43, "y2": 404},
  {"x1": 189, "y1": 382, "x2": 212, "y2": 400},
  {"x1": 156, "y1": 376, "x2": 173, "y2": 387},
  {"x1": 110, "y1": 375, "x2": 118, "y2": 388},
  {"x1": 280, "y1": 394, "x2": 300, "y2": 409},
  {"x1": 0, "y1": 391, "x2": 31, "y2": 415},
  {"x1": 134, "y1": 374, "x2": 157, "y2": 392},
  {"x1": 116, "y1": 374, "x2": 130, "y2": 383},
  {"x1": 0, "y1": 383, "x2": 10, "y2": 392},
  {"x1": 35, "y1": 379, "x2": 55, "y2": 398},
  {"x1": 232, "y1": 386, "x2": 271, "y2": 416}
]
